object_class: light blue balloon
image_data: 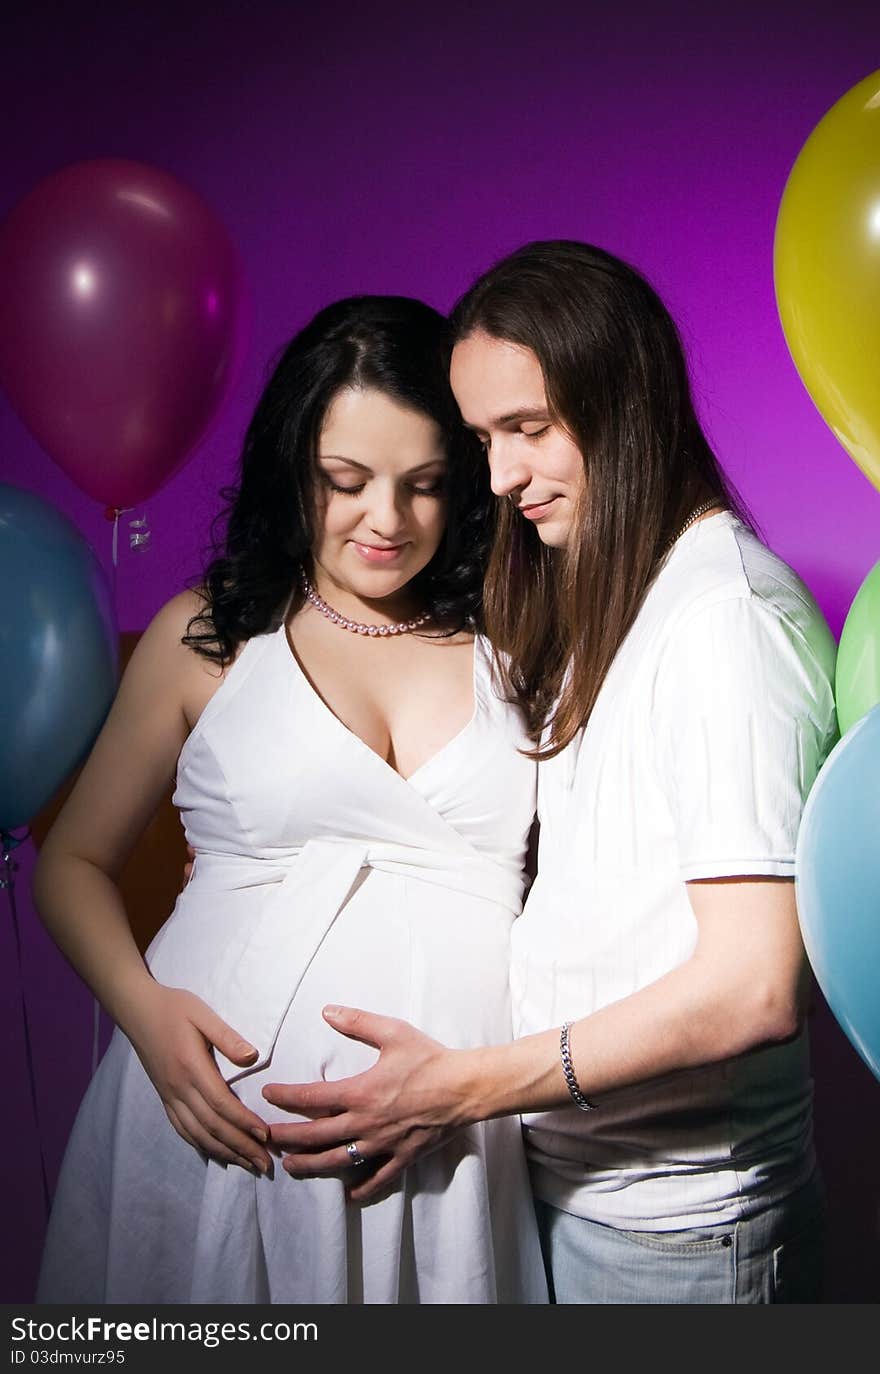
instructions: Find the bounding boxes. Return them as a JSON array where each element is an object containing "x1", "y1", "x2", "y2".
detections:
[
  {"x1": 0, "y1": 484, "x2": 117, "y2": 832},
  {"x1": 796, "y1": 703, "x2": 880, "y2": 1080}
]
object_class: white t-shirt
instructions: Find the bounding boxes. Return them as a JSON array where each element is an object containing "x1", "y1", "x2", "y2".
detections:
[{"x1": 513, "y1": 512, "x2": 838, "y2": 1230}]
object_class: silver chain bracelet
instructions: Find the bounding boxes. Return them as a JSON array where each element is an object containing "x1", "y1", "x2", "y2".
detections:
[{"x1": 560, "y1": 1021, "x2": 597, "y2": 1111}]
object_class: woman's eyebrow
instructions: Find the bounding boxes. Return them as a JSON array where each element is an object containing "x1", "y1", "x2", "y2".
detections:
[
  {"x1": 318, "y1": 455, "x2": 372, "y2": 471},
  {"x1": 403, "y1": 458, "x2": 447, "y2": 474},
  {"x1": 318, "y1": 456, "x2": 446, "y2": 475}
]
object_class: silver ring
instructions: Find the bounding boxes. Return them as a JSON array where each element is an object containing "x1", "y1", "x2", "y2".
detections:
[{"x1": 345, "y1": 1140, "x2": 367, "y2": 1167}]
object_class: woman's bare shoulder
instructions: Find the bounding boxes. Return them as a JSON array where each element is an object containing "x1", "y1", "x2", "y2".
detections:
[
  {"x1": 121, "y1": 588, "x2": 223, "y2": 697},
  {"x1": 146, "y1": 586, "x2": 211, "y2": 642}
]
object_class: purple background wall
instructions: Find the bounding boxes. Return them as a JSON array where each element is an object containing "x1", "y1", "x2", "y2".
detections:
[{"x1": 3, "y1": 0, "x2": 879, "y2": 1303}]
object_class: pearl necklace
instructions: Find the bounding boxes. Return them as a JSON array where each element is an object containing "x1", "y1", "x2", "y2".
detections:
[
  {"x1": 664, "y1": 499, "x2": 720, "y2": 556},
  {"x1": 301, "y1": 574, "x2": 431, "y2": 637}
]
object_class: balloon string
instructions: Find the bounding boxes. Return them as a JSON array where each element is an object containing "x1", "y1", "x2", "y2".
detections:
[
  {"x1": 1, "y1": 831, "x2": 52, "y2": 1222},
  {"x1": 106, "y1": 504, "x2": 135, "y2": 604},
  {"x1": 91, "y1": 998, "x2": 101, "y2": 1077}
]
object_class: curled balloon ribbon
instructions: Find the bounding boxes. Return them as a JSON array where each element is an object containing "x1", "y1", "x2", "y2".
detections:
[{"x1": 105, "y1": 506, "x2": 151, "y2": 565}]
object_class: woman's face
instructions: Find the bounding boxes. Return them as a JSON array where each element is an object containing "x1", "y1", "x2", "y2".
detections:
[
  {"x1": 311, "y1": 386, "x2": 448, "y2": 605},
  {"x1": 450, "y1": 331, "x2": 584, "y2": 550}
]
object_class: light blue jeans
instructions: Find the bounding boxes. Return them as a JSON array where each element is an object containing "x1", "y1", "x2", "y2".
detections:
[{"x1": 534, "y1": 1174, "x2": 826, "y2": 1304}]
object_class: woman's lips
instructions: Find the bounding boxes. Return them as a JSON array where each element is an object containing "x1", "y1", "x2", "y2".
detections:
[
  {"x1": 351, "y1": 541, "x2": 406, "y2": 563},
  {"x1": 519, "y1": 497, "x2": 559, "y2": 520}
]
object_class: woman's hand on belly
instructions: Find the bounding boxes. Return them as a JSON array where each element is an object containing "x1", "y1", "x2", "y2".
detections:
[
  {"x1": 262, "y1": 1007, "x2": 468, "y2": 1202},
  {"x1": 125, "y1": 984, "x2": 273, "y2": 1175}
]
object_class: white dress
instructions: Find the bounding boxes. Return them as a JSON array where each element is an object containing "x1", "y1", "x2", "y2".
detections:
[{"x1": 37, "y1": 624, "x2": 548, "y2": 1304}]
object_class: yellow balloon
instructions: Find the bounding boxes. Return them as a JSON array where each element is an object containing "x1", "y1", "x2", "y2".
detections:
[{"x1": 774, "y1": 69, "x2": 880, "y2": 493}]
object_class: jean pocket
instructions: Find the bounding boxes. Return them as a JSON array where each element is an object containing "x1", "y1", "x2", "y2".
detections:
[{"x1": 616, "y1": 1225, "x2": 734, "y2": 1256}]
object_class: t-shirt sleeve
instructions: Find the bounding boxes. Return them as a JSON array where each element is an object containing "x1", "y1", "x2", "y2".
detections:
[{"x1": 651, "y1": 592, "x2": 838, "y2": 880}]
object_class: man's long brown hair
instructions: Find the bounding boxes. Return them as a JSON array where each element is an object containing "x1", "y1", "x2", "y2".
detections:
[{"x1": 450, "y1": 241, "x2": 753, "y2": 758}]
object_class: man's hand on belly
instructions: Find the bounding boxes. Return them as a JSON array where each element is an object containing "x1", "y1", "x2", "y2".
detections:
[{"x1": 262, "y1": 1006, "x2": 470, "y2": 1202}]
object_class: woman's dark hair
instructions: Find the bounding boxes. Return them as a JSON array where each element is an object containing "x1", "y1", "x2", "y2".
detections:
[
  {"x1": 184, "y1": 295, "x2": 492, "y2": 663},
  {"x1": 449, "y1": 239, "x2": 753, "y2": 757}
]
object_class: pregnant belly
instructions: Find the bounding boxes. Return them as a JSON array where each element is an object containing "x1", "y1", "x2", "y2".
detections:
[
  {"x1": 247, "y1": 871, "x2": 515, "y2": 1113},
  {"x1": 150, "y1": 865, "x2": 515, "y2": 1115}
]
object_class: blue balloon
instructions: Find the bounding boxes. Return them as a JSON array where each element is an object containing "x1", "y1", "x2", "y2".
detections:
[
  {"x1": 796, "y1": 703, "x2": 880, "y2": 1080},
  {"x1": 0, "y1": 484, "x2": 117, "y2": 831}
]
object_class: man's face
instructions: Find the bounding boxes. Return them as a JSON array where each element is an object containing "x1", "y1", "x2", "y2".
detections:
[{"x1": 449, "y1": 331, "x2": 585, "y2": 549}]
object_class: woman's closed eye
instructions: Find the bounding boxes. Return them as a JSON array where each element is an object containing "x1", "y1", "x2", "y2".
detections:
[
  {"x1": 408, "y1": 477, "x2": 446, "y2": 496},
  {"x1": 321, "y1": 474, "x2": 445, "y2": 498},
  {"x1": 322, "y1": 475, "x2": 365, "y2": 496}
]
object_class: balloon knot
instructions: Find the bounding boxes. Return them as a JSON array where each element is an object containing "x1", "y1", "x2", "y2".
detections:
[{"x1": 1, "y1": 827, "x2": 30, "y2": 862}]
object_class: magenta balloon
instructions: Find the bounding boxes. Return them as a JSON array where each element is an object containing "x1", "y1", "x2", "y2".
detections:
[{"x1": 0, "y1": 159, "x2": 245, "y2": 507}]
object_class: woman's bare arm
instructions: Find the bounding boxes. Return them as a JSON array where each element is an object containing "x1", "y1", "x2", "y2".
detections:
[{"x1": 33, "y1": 591, "x2": 272, "y2": 1173}]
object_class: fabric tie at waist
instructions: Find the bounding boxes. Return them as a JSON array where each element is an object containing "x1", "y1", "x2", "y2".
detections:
[{"x1": 186, "y1": 839, "x2": 523, "y2": 1083}]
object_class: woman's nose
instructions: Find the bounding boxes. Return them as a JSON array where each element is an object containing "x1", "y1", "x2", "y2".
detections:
[{"x1": 365, "y1": 483, "x2": 408, "y2": 536}]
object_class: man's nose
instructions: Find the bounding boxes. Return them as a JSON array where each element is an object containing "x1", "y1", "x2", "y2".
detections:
[{"x1": 487, "y1": 439, "x2": 530, "y2": 499}]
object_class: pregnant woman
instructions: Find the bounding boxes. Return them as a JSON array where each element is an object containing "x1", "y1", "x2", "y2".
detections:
[{"x1": 34, "y1": 295, "x2": 548, "y2": 1305}]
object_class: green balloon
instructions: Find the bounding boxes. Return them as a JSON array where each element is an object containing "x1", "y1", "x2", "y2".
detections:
[{"x1": 836, "y1": 559, "x2": 880, "y2": 735}]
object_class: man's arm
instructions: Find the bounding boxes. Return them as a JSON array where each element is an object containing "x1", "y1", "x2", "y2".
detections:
[{"x1": 264, "y1": 875, "x2": 807, "y2": 1199}]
